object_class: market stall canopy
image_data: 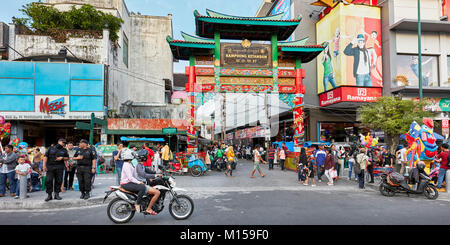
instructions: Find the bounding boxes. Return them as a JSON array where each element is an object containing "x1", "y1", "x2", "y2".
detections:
[
  {"x1": 194, "y1": 9, "x2": 302, "y2": 40},
  {"x1": 120, "y1": 137, "x2": 165, "y2": 142},
  {"x1": 302, "y1": 141, "x2": 332, "y2": 148}
]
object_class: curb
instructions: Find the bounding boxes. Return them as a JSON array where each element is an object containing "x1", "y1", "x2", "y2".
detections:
[{"x1": 0, "y1": 196, "x2": 110, "y2": 210}]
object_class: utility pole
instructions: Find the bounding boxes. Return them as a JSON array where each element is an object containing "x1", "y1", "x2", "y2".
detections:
[
  {"x1": 264, "y1": 93, "x2": 270, "y2": 149},
  {"x1": 418, "y1": 0, "x2": 423, "y2": 102},
  {"x1": 222, "y1": 93, "x2": 226, "y2": 144}
]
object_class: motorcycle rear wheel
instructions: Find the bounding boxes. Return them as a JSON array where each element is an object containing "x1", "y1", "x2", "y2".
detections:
[
  {"x1": 423, "y1": 185, "x2": 439, "y2": 200},
  {"x1": 169, "y1": 194, "x2": 194, "y2": 220},
  {"x1": 107, "y1": 197, "x2": 135, "y2": 224},
  {"x1": 379, "y1": 184, "x2": 395, "y2": 197}
]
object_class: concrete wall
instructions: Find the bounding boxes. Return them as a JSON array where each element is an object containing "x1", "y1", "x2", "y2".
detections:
[{"x1": 392, "y1": 0, "x2": 441, "y2": 22}]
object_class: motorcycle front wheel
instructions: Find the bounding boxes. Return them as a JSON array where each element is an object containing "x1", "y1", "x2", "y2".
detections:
[
  {"x1": 379, "y1": 183, "x2": 395, "y2": 197},
  {"x1": 107, "y1": 197, "x2": 135, "y2": 224},
  {"x1": 169, "y1": 194, "x2": 194, "y2": 220},
  {"x1": 423, "y1": 185, "x2": 439, "y2": 200}
]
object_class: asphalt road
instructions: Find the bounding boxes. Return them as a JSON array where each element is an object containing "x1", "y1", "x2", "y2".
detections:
[{"x1": 1, "y1": 159, "x2": 449, "y2": 225}]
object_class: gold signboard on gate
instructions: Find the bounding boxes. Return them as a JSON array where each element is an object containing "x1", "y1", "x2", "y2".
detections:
[{"x1": 220, "y1": 40, "x2": 272, "y2": 68}]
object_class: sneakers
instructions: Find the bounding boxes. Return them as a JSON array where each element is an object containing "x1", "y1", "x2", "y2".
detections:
[
  {"x1": 318, "y1": 179, "x2": 322, "y2": 183},
  {"x1": 14, "y1": 196, "x2": 19, "y2": 199},
  {"x1": 312, "y1": 184, "x2": 316, "y2": 187},
  {"x1": 328, "y1": 183, "x2": 334, "y2": 186},
  {"x1": 303, "y1": 183, "x2": 308, "y2": 186}
]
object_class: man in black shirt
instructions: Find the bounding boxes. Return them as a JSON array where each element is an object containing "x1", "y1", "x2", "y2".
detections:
[
  {"x1": 43, "y1": 138, "x2": 69, "y2": 202},
  {"x1": 382, "y1": 146, "x2": 394, "y2": 167},
  {"x1": 73, "y1": 139, "x2": 97, "y2": 200}
]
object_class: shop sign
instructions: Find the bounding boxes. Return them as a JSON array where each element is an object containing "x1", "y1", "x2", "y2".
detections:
[
  {"x1": 2, "y1": 96, "x2": 104, "y2": 120},
  {"x1": 413, "y1": 98, "x2": 450, "y2": 112},
  {"x1": 319, "y1": 87, "x2": 381, "y2": 106},
  {"x1": 221, "y1": 42, "x2": 272, "y2": 69},
  {"x1": 442, "y1": 119, "x2": 449, "y2": 137}
]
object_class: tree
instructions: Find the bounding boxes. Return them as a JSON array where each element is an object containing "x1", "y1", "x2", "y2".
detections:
[
  {"x1": 357, "y1": 96, "x2": 432, "y2": 154},
  {"x1": 13, "y1": 2, "x2": 123, "y2": 42}
]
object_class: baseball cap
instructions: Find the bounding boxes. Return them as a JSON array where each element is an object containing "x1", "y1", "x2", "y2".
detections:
[
  {"x1": 80, "y1": 139, "x2": 89, "y2": 144},
  {"x1": 357, "y1": 34, "x2": 365, "y2": 41},
  {"x1": 58, "y1": 138, "x2": 67, "y2": 143}
]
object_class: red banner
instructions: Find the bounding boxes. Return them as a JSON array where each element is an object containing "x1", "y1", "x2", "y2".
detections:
[{"x1": 319, "y1": 87, "x2": 382, "y2": 106}]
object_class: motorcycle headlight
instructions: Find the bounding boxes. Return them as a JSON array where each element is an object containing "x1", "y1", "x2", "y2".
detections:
[{"x1": 169, "y1": 177, "x2": 176, "y2": 188}]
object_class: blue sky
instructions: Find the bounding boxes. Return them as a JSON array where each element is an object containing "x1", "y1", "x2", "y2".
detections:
[{"x1": 0, "y1": 0, "x2": 262, "y2": 73}]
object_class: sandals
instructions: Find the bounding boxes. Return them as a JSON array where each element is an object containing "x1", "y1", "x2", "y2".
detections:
[{"x1": 144, "y1": 210, "x2": 157, "y2": 215}]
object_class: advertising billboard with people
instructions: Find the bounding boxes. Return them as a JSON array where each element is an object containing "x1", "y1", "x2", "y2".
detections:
[{"x1": 316, "y1": 3, "x2": 382, "y2": 94}]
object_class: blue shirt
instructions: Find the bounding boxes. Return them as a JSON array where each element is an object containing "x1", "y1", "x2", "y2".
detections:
[
  {"x1": 314, "y1": 150, "x2": 327, "y2": 166},
  {"x1": 112, "y1": 150, "x2": 124, "y2": 169}
]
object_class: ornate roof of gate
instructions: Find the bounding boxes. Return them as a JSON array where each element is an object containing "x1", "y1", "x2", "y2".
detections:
[{"x1": 194, "y1": 9, "x2": 302, "y2": 41}]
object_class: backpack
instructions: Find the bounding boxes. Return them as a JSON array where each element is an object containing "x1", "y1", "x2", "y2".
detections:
[
  {"x1": 447, "y1": 152, "x2": 450, "y2": 167},
  {"x1": 354, "y1": 154, "x2": 362, "y2": 175}
]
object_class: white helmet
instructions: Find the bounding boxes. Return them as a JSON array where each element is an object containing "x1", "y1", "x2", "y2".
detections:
[{"x1": 121, "y1": 148, "x2": 134, "y2": 161}]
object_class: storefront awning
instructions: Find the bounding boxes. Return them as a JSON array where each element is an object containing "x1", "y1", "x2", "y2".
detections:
[{"x1": 120, "y1": 137, "x2": 165, "y2": 142}]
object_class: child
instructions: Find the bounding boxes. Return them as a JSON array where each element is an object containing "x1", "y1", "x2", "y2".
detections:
[
  {"x1": 304, "y1": 158, "x2": 317, "y2": 187},
  {"x1": 14, "y1": 155, "x2": 31, "y2": 199}
]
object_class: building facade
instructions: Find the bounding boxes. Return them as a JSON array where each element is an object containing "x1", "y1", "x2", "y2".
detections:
[
  {"x1": 0, "y1": 0, "x2": 174, "y2": 145},
  {"x1": 380, "y1": 0, "x2": 450, "y2": 137}
]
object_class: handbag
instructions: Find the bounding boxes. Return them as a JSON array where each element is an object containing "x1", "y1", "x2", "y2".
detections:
[{"x1": 330, "y1": 169, "x2": 337, "y2": 179}]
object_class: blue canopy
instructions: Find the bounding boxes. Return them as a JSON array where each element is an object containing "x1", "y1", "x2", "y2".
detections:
[
  {"x1": 302, "y1": 141, "x2": 332, "y2": 148},
  {"x1": 120, "y1": 137, "x2": 165, "y2": 142},
  {"x1": 272, "y1": 141, "x2": 295, "y2": 152}
]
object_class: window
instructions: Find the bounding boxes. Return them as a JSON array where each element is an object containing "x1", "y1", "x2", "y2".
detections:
[
  {"x1": 393, "y1": 55, "x2": 438, "y2": 88},
  {"x1": 446, "y1": 56, "x2": 450, "y2": 87},
  {"x1": 123, "y1": 32, "x2": 128, "y2": 67}
]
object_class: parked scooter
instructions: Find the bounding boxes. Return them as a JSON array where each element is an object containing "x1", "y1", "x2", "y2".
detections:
[{"x1": 379, "y1": 162, "x2": 438, "y2": 200}]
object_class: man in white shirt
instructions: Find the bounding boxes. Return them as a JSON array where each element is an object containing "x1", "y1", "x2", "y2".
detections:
[{"x1": 396, "y1": 145, "x2": 408, "y2": 174}]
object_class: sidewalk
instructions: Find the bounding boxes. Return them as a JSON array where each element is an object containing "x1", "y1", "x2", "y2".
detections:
[{"x1": 0, "y1": 173, "x2": 117, "y2": 210}]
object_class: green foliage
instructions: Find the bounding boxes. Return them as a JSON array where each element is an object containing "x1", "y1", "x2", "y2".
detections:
[
  {"x1": 13, "y1": 2, "x2": 123, "y2": 42},
  {"x1": 358, "y1": 97, "x2": 432, "y2": 137}
]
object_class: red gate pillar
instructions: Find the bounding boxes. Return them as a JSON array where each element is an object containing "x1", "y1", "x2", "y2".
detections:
[
  {"x1": 187, "y1": 65, "x2": 198, "y2": 154},
  {"x1": 293, "y1": 68, "x2": 305, "y2": 147}
]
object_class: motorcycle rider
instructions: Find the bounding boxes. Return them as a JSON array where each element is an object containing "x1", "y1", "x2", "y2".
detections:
[
  {"x1": 135, "y1": 150, "x2": 162, "y2": 215},
  {"x1": 120, "y1": 150, "x2": 156, "y2": 215}
]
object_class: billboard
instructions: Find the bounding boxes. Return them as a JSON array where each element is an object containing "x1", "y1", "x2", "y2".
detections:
[
  {"x1": 316, "y1": 3, "x2": 382, "y2": 94},
  {"x1": 272, "y1": 0, "x2": 292, "y2": 40}
]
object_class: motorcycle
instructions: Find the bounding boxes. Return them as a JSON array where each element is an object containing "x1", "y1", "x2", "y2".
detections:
[
  {"x1": 379, "y1": 171, "x2": 438, "y2": 200},
  {"x1": 214, "y1": 157, "x2": 227, "y2": 171},
  {"x1": 103, "y1": 166, "x2": 194, "y2": 224}
]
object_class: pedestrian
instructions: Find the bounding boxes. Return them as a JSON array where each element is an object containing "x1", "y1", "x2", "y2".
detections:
[
  {"x1": 250, "y1": 145, "x2": 266, "y2": 178},
  {"x1": 0, "y1": 144, "x2": 18, "y2": 197},
  {"x1": 436, "y1": 143, "x2": 449, "y2": 190},
  {"x1": 224, "y1": 146, "x2": 235, "y2": 177},
  {"x1": 73, "y1": 139, "x2": 97, "y2": 200},
  {"x1": 14, "y1": 155, "x2": 30, "y2": 199},
  {"x1": 395, "y1": 145, "x2": 406, "y2": 174},
  {"x1": 347, "y1": 150, "x2": 358, "y2": 180},
  {"x1": 32, "y1": 148, "x2": 42, "y2": 168},
  {"x1": 298, "y1": 147, "x2": 307, "y2": 183},
  {"x1": 356, "y1": 147, "x2": 369, "y2": 189},
  {"x1": 396, "y1": 144, "x2": 408, "y2": 174},
  {"x1": 142, "y1": 142, "x2": 154, "y2": 168},
  {"x1": 314, "y1": 145, "x2": 327, "y2": 182},
  {"x1": 112, "y1": 142, "x2": 124, "y2": 186},
  {"x1": 87, "y1": 143, "x2": 98, "y2": 188},
  {"x1": 267, "y1": 145, "x2": 275, "y2": 170},
  {"x1": 42, "y1": 138, "x2": 69, "y2": 201},
  {"x1": 245, "y1": 145, "x2": 251, "y2": 160},
  {"x1": 205, "y1": 148, "x2": 212, "y2": 171},
  {"x1": 279, "y1": 145, "x2": 286, "y2": 171},
  {"x1": 64, "y1": 142, "x2": 76, "y2": 191},
  {"x1": 330, "y1": 145, "x2": 340, "y2": 180},
  {"x1": 324, "y1": 148, "x2": 335, "y2": 186},
  {"x1": 161, "y1": 143, "x2": 172, "y2": 167}
]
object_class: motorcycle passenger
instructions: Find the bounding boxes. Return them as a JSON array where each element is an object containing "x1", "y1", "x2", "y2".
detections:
[
  {"x1": 119, "y1": 150, "x2": 150, "y2": 214},
  {"x1": 135, "y1": 150, "x2": 162, "y2": 215}
]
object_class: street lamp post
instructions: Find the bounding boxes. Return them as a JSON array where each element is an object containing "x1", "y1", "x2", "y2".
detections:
[{"x1": 418, "y1": 0, "x2": 423, "y2": 102}]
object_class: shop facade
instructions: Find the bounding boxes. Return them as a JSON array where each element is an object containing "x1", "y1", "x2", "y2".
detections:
[{"x1": 0, "y1": 61, "x2": 105, "y2": 146}]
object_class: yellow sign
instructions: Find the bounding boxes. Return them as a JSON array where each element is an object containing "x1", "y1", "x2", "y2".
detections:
[{"x1": 316, "y1": 3, "x2": 383, "y2": 94}]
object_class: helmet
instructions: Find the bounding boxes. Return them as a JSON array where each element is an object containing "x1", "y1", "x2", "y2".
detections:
[
  {"x1": 136, "y1": 149, "x2": 148, "y2": 162},
  {"x1": 417, "y1": 161, "x2": 425, "y2": 171},
  {"x1": 121, "y1": 148, "x2": 134, "y2": 161}
]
